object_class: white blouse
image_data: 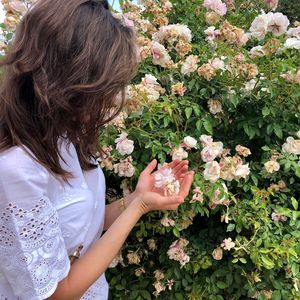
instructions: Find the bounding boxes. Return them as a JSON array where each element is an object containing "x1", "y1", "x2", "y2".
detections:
[{"x1": 0, "y1": 138, "x2": 109, "y2": 299}]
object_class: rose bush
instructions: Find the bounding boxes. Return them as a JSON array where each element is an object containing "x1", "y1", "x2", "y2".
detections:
[{"x1": 1, "y1": 0, "x2": 300, "y2": 299}]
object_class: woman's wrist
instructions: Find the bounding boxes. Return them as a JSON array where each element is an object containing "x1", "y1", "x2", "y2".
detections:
[{"x1": 127, "y1": 192, "x2": 148, "y2": 216}]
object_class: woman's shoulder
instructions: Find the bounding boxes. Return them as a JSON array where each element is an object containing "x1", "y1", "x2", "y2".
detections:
[{"x1": 0, "y1": 146, "x2": 49, "y2": 181}]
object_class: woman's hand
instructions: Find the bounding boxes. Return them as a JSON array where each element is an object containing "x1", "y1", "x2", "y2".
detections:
[{"x1": 129, "y1": 159, "x2": 194, "y2": 214}]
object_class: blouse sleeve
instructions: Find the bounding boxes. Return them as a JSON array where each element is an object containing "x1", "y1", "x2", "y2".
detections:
[{"x1": 0, "y1": 149, "x2": 70, "y2": 300}]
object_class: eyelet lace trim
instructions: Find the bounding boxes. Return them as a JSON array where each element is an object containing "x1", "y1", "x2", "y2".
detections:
[{"x1": 0, "y1": 198, "x2": 70, "y2": 299}]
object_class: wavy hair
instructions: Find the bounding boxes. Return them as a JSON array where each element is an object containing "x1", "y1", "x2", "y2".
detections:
[{"x1": 0, "y1": 0, "x2": 138, "y2": 179}]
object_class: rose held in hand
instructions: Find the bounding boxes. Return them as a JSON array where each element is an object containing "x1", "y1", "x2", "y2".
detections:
[{"x1": 154, "y1": 168, "x2": 180, "y2": 196}]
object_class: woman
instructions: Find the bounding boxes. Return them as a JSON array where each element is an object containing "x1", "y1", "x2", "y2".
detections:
[{"x1": 0, "y1": 0, "x2": 194, "y2": 299}]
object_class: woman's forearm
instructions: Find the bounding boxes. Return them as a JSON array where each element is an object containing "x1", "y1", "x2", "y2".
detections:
[
  {"x1": 48, "y1": 196, "x2": 144, "y2": 300},
  {"x1": 104, "y1": 192, "x2": 136, "y2": 230}
]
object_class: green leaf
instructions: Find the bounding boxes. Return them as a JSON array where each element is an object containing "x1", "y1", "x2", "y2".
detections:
[
  {"x1": 239, "y1": 258, "x2": 247, "y2": 264},
  {"x1": 141, "y1": 290, "x2": 151, "y2": 300},
  {"x1": 173, "y1": 227, "x2": 180, "y2": 238},
  {"x1": 216, "y1": 281, "x2": 228, "y2": 289},
  {"x1": 203, "y1": 119, "x2": 213, "y2": 135},
  {"x1": 291, "y1": 263, "x2": 299, "y2": 276},
  {"x1": 262, "y1": 106, "x2": 270, "y2": 117},
  {"x1": 291, "y1": 197, "x2": 298, "y2": 210},
  {"x1": 185, "y1": 107, "x2": 193, "y2": 119},
  {"x1": 261, "y1": 255, "x2": 275, "y2": 269},
  {"x1": 227, "y1": 223, "x2": 235, "y2": 232},
  {"x1": 271, "y1": 290, "x2": 281, "y2": 300},
  {"x1": 273, "y1": 124, "x2": 283, "y2": 139}
]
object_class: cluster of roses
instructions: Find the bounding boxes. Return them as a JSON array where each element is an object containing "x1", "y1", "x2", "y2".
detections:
[{"x1": 264, "y1": 131, "x2": 300, "y2": 175}]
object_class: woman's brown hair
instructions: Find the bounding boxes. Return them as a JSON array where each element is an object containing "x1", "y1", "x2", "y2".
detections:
[{"x1": 0, "y1": 0, "x2": 137, "y2": 179}]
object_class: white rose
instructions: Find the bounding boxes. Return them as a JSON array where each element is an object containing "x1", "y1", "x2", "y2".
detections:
[
  {"x1": 183, "y1": 136, "x2": 197, "y2": 149},
  {"x1": 249, "y1": 46, "x2": 266, "y2": 57},
  {"x1": 115, "y1": 132, "x2": 134, "y2": 156},
  {"x1": 284, "y1": 38, "x2": 300, "y2": 50},
  {"x1": 264, "y1": 161, "x2": 280, "y2": 173},
  {"x1": 204, "y1": 161, "x2": 221, "y2": 183},
  {"x1": 282, "y1": 137, "x2": 300, "y2": 155}
]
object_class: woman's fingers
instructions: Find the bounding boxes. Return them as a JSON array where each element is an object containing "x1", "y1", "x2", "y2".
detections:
[
  {"x1": 172, "y1": 160, "x2": 189, "y2": 175},
  {"x1": 179, "y1": 171, "x2": 194, "y2": 198},
  {"x1": 141, "y1": 159, "x2": 157, "y2": 176}
]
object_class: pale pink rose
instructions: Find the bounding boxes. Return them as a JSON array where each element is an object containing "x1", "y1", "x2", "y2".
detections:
[
  {"x1": 204, "y1": 26, "x2": 221, "y2": 43},
  {"x1": 250, "y1": 14, "x2": 269, "y2": 40},
  {"x1": 171, "y1": 146, "x2": 188, "y2": 161},
  {"x1": 267, "y1": 12, "x2": 290, "y2": 37},
  {"x1": 200, "y1": 135, "x2": 214, "y2": 147},
  {"x1": 201, "y1": 142, "x2": 224, "y2": 162},
  {"x1": 172, "y1": 82, "x2": 187, "y2": 96},
  {"x1": 153, "y1": 24, "x2": 192, "y2": 44},
  {"x1": 155, "y1": 168, "x2": 175, "y2": 188},
  {"x1": 235, "y1": 163, "x2": 250, "y2": 179},
  {"x1": 287, "y1": 26, "x2": 300, "y2": 39},
  {"x1": 114, "y1": 156, "x2": 135, "y2": 177},
  {"x1": 154, "y1": 168, "x2": 180, "y2": 196},
  {"x1": 141, "y1": 74, "x2": 159, "y2": 88},
  {"x1": 167, "y1": 239, "x2": 190, "y2": 266},
  {"x1": 160, "y1": 217, "x2": 176, "y2": 227},
  {"x1": 282, "y1": 137, "x2": 300, "y2": 155},
  {"x1": 221, "y1": 238, "x2": 235, "y2": 250},
  {"x1": 264, "y1": 160, "x2": 280, "y2": 173},
  {"x1": 211, "y1": 58, "x2": 225, "y2": 70},
  {"x1": 183, "y1": 136, "x2": 197, "y2": 149},
  {"x1": 204, "y1": 161, "x2": 221, "y2": 182},
  {"x1": 181, "y1": 55, "x2": 199, "y2": 75},
  {"x1": 271, "y1": 212, "x2": 287, "y2": 222},
  {"x1": 203, "y1": 0, "x2": 227, "y2": 16},
  {"x1": 115, "y1": 132, "x2": 134, "y2": 156},
  {"x1": 265, "y1": 0, "x2": 278, "y2": 11},
  {"x1": 151, "y1": 41, "x2": 172, "y2": 67}
]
